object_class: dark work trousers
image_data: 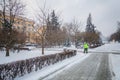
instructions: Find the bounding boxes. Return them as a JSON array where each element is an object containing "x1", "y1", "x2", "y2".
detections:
[{"x1": 84, "y1": 48, "x2": 88, "y2": 53}]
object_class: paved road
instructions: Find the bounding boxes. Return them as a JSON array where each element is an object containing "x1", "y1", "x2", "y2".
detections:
[{"x1": 43, "y1": 53, "x2": 113, "y2": 80}]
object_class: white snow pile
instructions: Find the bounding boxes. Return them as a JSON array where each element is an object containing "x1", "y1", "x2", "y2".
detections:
[{"x1": 93, "y1": 42, "x2": 120, "y2": 53}]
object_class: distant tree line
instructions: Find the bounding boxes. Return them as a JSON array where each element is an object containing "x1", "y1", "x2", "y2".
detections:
[
  {"x1": 50, "y1": 13, "x2": 102, "y2": 48},
  {"x1": 51, "y1": 13, "x2": 102, "y2": 48},
  {"x1": 109, "y1": 21, "x2": 120, "y2": 42}
]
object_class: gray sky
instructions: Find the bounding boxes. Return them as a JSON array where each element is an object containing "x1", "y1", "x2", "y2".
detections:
[{"x1": 23, "y1": 0, "x2": 120, "y2": 37}]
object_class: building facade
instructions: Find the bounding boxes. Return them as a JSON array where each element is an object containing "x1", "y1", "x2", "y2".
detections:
[{"x1": 0, "y1": 11, "x2": 36, "y2": 43}]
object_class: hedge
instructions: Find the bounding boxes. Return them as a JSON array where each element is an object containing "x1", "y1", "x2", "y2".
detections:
[{"x1": 0, "y1": 50, "x2": 76, "y2": 80}]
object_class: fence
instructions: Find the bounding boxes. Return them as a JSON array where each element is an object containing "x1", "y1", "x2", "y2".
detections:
[{"x1": 0, "y1": 50, "x2": 76, "y2": 80}]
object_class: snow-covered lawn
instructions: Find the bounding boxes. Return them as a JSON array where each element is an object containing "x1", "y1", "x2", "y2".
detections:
[
  {"x1": 0, "y1": 48, "x2": 63, "y2": 64},
  {"x1": 0, "y1": 43, "x2": 120, "y2": 80}
]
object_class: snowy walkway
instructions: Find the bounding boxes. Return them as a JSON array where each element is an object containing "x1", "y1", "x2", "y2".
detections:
[{"x1": 42, "y1": 53, "x2": 113, "y2": 80}]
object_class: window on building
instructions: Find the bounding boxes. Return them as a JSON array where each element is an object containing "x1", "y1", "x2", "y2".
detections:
[
  {"x1": 18, "y1": 21, "x2": 20, "y2": 24},
  {"x1": 28, "y1": 24, "x2": 31, "y2": 26},
  {"x1": 18, "y1": 26, "x2": 20, "y2": 29}
]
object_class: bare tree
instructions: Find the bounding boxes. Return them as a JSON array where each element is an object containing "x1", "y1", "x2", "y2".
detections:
[
  {"x1": 63, "y1": 18, "x2": 81, "y2": 47},
  {"x1": 63, "y1": 23, "x2": 72, "y2": 46},
  {"x1": 109, "y1": 21, "x2": 120, "y2": 42},
  {"x1": 0, "y1": 0, "x2": 25, "y2": 56},
  {"x1": 71, "y1": 19, "x2": 81, "y2": 46},
  {"x1": 33, "y1": 0, "x2": 50, "y2": 55}
]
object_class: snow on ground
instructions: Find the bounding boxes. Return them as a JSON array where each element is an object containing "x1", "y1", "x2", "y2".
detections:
[
  {"x1": 0, "y1": 45, "x2": 87, "y2": 80},
  {"x1": 95, "y1": 42, "x2": 120, "y2": 80},
  {"x1": 0, "y1": 43, "x2": 120, "y2": 80},
  {"x1": 0, "y1": 48, "x2": 63, "y2": 64},
  {"x1": 93, "y1": 42, "x2": 120, "y2": 53},
  {"x1": 110, "y1": 54, "x2": 120, "y2": 80},
  {"x1": 15, "y1": 52, "x2": 90, "y2": 80}
]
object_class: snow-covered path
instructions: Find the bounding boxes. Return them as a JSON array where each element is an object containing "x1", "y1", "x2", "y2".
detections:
[{"x1": 42, "y1": 53, "x2": 113, "y2": 80}]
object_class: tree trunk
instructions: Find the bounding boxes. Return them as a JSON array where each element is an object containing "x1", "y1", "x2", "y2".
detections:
[
  {"x1": 6, "y1": 47, "x2": 10, "y2": 56},
  {"x1": 41, "y1": 37, "x2": 44, "y2": 55},
  {"x1": 42, "y1": 46, "x2": 44, "y2": 55},
  {"x1": 75, "y1": 34, "x2": 77, "y2": 48}
]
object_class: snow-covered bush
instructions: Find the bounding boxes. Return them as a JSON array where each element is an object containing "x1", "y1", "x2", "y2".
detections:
[{"x1": 0, "y1": 50, "x2": 76, "y2": 80}]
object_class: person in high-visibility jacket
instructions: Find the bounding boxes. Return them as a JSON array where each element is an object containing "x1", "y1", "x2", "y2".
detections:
[{"x1": 84, "y1": 42, "x2": 89, "y2": 53}]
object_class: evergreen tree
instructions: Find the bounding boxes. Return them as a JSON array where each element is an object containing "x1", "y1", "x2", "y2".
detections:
[
  {"x1": 84, "y1": 13, "x2": 102, "y2": 46},
  {"x1": 51, "y1": 10, "x2": 60, "y2": 30},
  {"x1": 46, "y1": 10, "x2": 60, "y2": 33},
  {"x1": 86, "y1": 13, "x2": 95, "y2": 33},
  {"x1": 45, "y1": 10, "x2": 61, "y2": 47}
]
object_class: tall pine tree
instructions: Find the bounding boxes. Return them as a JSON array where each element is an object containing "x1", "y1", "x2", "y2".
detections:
[
  {"x1": 51, "y1": 10, "x2": 60, "y2": 30},
  {"x1": 45, "y1": 10, "x2": 61, "y2": 47},
  {"x1": 86, "y1": 13, "x2": 95, "y2": 33},
  {"x1": 84, "y1": 13, "x2": 102, "y2": 47}
]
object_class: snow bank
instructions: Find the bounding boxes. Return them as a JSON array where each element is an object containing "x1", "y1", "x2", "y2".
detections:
[
  {"x1": 110, "y1": 54, "x2": 120, "y2": 80},
  {"x1": 93, "y1": 43, "x2": 120, "y2": 53}
]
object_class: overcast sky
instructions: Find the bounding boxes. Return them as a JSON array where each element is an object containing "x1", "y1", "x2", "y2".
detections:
[{"x1": 23, "y1": 0, "x2": 120, "y2": 37}]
